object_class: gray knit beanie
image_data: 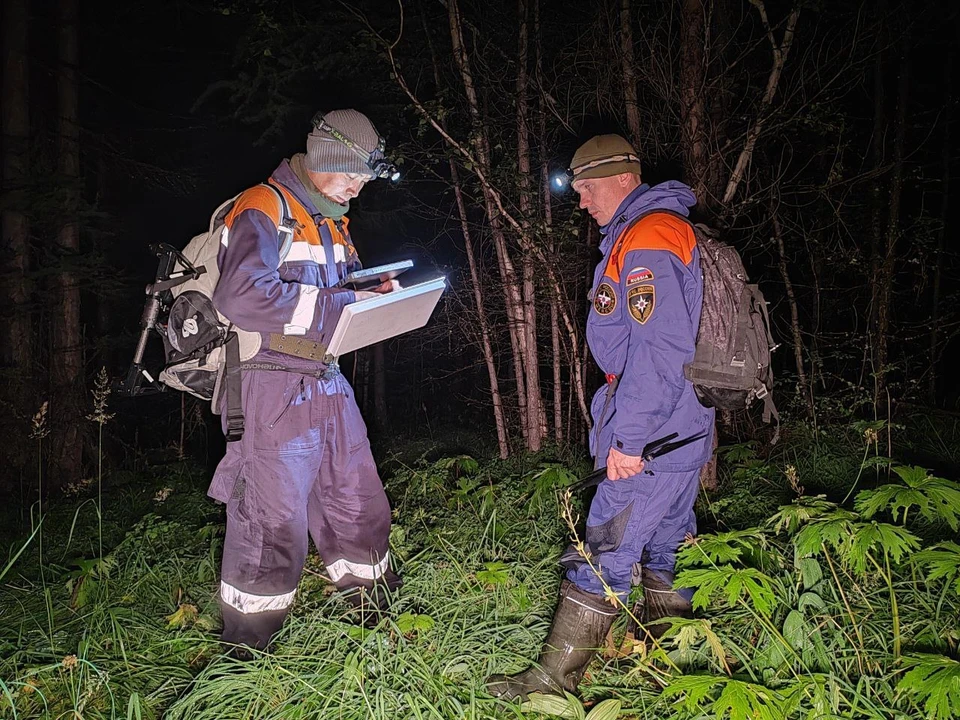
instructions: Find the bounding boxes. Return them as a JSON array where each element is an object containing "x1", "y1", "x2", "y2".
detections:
[{"x1": 305, "y1": 109, "x2": 385, "y2": 176}]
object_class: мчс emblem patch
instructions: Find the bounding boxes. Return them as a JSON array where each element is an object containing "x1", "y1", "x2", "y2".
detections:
[
  {"x1": 625, "y1": 266, "x2": 654, "y2": 286},
  {"x1": 627, "y1": 284, "x2": 655, "y2": 324},
  {"x1": 593, "y1": 282, "x2": 617, "y2": 315}
]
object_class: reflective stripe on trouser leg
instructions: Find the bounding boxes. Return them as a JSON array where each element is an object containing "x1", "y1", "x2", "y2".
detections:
[
  {"x1": 308, "y1": 377, "x2": 400, "y2": 593},
  {"x1": 214, "y1": 370, "x2": 326, "y2": 649},
  {"x1": 565, "y1": 468, "x2": 701, "y2": 596}
]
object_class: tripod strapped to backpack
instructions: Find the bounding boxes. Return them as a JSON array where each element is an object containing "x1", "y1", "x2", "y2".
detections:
[{"x1": 119, "y1": 243, "x2": 206, "y2": 398}]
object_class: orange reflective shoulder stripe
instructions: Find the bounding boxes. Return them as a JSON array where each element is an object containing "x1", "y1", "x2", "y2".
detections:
[
  {"x1": 605, "y1": 213, "x2": 697, "y2": 283},
  {"x1": 224, "y1": 185, "x2": 283, "y2": 229}
]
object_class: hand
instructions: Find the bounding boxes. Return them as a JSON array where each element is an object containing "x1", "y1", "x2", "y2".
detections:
[
  {"x1": 372, "y1": 279, "x2": 402, "y2": 293},
  {"x1": 606, "y1": 446, "x2": 645, "y2": 481},
  {"x1": 353, "y1": 290, "x2": 380, "y2": 302}
]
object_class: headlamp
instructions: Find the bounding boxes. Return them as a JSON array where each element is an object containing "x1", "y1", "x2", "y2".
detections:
[
  {"x1": 551, "y1": 168, "x2": 574, "y2": 191},
  {"x1": 310, "y1": 112, "x2": 401, "y2": 183}
]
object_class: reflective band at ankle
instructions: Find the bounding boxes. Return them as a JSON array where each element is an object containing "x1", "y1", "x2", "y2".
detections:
[
  {"x1": 567, "y1": 594, "x2": 619, "y2": 616},
  {"x1": 220, "y1": 581, "x2": 296, "y2": 615},
  {"x1": 326, "y1": 552, "x2": 390, "y2": 583}
]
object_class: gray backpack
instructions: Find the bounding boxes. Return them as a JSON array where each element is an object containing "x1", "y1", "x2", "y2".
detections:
[
  {"x1": 157, "y1": 182, "x2": 296, "y2": 440},
  {"x1": 634, "y1": 211, "x2": 780, "y2": 439}
]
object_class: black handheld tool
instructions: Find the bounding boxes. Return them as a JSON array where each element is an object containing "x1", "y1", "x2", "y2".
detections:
[{"x1": 570, "y1": 431, "x2": 709, "y2": 491}]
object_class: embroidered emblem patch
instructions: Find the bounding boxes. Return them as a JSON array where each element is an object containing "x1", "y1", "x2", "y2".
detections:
[
  {"x1": 593, "y1": 282, "x2": 617, "y2": 315},
  {"x1": 626, "y1": 266, "x2": 654, "y2": 286},
  {"x1": 627, "y1": 284, "x2": 655, "y2": 324}
]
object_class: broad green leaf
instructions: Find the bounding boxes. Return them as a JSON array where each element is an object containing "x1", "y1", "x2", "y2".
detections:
[
  {"x1": 847, "y1": 521, "x2": 919, "y2": 573},
  {"x1": 661, "y1": 674, "x2": 726, "y2": 710},
  {"x1": 585, "y1": 698, "x2": 622, "y2": 720},
  {"x1": 897, "y1": 653, "x2": 960, "y2": 720},
  {"x1": 677, "y1": 566, "x2": 778, "y2": 614},
  {"x1": 676, "y1": 529, "x2": 766, "y2": 568},
  {"x1": 712, "y1": 679, "x2": 787, "y2": 720},
  {"x1": 855, "y1": 466, "x2": 960, "y2": 530},
  {"x1": 476, "y1": 561, "x2": 511, "y2": 587},
  {"x1": 913, "y1": 542, "x2": 960, "y2": 595},
  {"x1": 768, "y1": 496, "x2": 837, "y2": 535},
  {"x1": 520, "y1": 691, "x2": 585, "y2": 719},
  {"x1": 783, "y1": 610, "x2": 807, "y2": 650},
  {"x1": 797, "y1": 556, "x2": 823, "y2": 589}
]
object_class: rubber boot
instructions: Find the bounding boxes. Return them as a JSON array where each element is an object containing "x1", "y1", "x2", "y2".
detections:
[
  {"x1": 486, "y1": 580, "x2": 618, "y2": 702},
  {"x1": 638, "y1": 567, "x2": 693, "y2": 639}
]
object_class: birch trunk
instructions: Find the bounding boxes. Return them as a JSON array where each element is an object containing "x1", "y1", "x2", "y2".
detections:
[{"x1": 516, "y1": 0, "x2": 544, "y2": 450}]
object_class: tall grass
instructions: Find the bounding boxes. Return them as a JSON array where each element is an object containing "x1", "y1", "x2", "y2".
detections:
[{"x1": 1, "y1": 423, "x2": 959, "y2": 718}]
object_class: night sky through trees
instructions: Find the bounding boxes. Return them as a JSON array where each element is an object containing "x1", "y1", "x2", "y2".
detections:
[{"x1": 1, "y1": 0, "x2": 958, "y2": 486}]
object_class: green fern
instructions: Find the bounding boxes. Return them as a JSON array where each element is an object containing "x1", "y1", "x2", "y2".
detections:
[
  {"x1": 897, "y1": 654, "x2": 960, "y2": 720},
  {"x1": 663, "y1": 675, "x2": 789, "y2": 720},
  {"x1": 768, "y1": 496, "x2": 837, "y2": 535},
  {"x1": 913, "y1": 541, "x2": 960, "y2": 595},
  {"x1": 855, "y1": 466, "x2": 960, "y2": 529},
  {"x1": 676, "y1": 529, "x2": 768, "y2": 568},
  {"x1": 677, "y1": 566, "x2": 778, "y2": 614}
]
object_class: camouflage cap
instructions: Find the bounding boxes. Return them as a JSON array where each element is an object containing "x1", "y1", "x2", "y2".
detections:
[{"x1": 570, "y1": 134, "x2": 641, "y2": 182}]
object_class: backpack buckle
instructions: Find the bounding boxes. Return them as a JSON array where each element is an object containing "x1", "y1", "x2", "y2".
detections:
[{"x1": 755, "y1": 383, "x2": 768, "y2": 400}]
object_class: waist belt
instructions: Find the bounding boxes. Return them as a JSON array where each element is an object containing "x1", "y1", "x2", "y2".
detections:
[
  {"x1": 243, "y1": 360, "x2": 341, "y2": 380},
  {"x1": 268, "y1": 333, "x2": 336, "y2": 364}
]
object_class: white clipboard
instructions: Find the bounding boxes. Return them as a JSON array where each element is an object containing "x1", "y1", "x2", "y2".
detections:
[{"x1": 326, "y1": 277, "x2": 446, "y2": 359}]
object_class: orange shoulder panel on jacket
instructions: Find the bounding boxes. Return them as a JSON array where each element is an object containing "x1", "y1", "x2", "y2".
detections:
[
  {"x1": 607, "y1": 213, "x2": 696, "y2": 283},
  {"x1": 224, "y1": 185, "x2": 282, "y2": 229}
]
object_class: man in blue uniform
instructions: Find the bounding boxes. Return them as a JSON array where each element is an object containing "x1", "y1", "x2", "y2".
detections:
[
  {"x1": 488, "y1": 135, "x2": 714, "y2": 700},
  {"x1": 207, "y1": 109, "x2": 402, "y2": 655}
]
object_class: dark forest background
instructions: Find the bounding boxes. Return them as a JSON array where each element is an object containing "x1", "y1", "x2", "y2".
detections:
[{"x1": 1, "y1": 0, "x2": 958, "y2": 497}]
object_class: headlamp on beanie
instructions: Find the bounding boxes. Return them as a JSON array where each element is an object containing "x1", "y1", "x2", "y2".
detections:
[{"x1": 310, "y1": 112, "x2": 401, "y2": 183}]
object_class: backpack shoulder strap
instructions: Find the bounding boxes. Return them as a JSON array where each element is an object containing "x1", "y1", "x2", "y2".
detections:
[
  {"x1": 260, "y1": 181, "x2": 297, "y2": 263},
  {"x1": 222, "y1": 181, "x2": 298, "y2": 265}
]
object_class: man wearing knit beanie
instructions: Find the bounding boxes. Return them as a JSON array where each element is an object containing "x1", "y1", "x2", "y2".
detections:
[
  {"x1": 487, "y1": 134, "x2": 714, "y2": 701},
  {"x1": 207, "y1": 109, "x2": 402, "y2": 658}
]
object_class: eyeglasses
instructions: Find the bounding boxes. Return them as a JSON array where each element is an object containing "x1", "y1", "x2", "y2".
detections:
[{"x1": 310, "y1": 112, "x2": 401, "y2": 183}]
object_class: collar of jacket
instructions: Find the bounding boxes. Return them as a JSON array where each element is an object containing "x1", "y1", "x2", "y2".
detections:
[
  {"x1": 598, "y1": 180, "x2": 697, "y2": 256},
  {"x1": 271, "y1": 157, "x2": 349, "y2": 220}
]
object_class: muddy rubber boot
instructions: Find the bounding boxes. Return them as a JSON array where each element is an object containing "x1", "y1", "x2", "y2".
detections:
[
  {"x1": 486, "y1": 580, "x2": 619, "y2": 702},
  {"x1": 639, "y1": 567, "x2": 693, "y2": 639}
]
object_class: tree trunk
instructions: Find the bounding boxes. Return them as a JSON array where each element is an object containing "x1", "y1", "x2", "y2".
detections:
[
  {"x1": 516, "y1": 0, "x2": 544, "y2": 451},
  {"x1": 1, "y1": 0, "x2": 33, "y2": 480},
  {"x1": 867, "y1": 2, "x2": 888, "y2": 387},
  {"x1": 420, "y1": 3, "x2": 509, "y2": 457},
  {"x1": 928, "y1": 48, "x2": 952, "y2": 404},
  {"x1": 874, "y1": 33, "x2": 909, "y2": 408},
  {"x1": 680, "y1": 0, "x2": 710, "y2": 205},
  {"x1": 451, "y1": 163, "x2": 510, "y2": 458},
  {"x1": 50, "y1": 0, "x2": 83, "y2": 490},
  {"x1": 721, "y1": 3, "x2": 800, "y2": 206},
  {"x1": 448, "y1": 0, "x2": 533, "y2": 445},
  {"x1": 771, "y1": 210, "x2": 813, "y2": 417},
  {"x1": 619, "y1": 0, "x2": 642, "y2": 153}
]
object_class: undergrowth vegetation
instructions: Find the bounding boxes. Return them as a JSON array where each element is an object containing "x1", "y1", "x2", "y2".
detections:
[{"x1": 1, "y1": 418, "x2": 959, "y2": 719}]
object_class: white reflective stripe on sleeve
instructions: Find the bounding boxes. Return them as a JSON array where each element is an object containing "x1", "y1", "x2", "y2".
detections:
[
  {"x1": 220, "y1": 581, "x2": 296, "y2": 615},
  {"x1": 326, "y1": 552, "x2": 390, "y2": 583},
  {"x1": 283, "y1": 242, "x2": 347, "y2": 264},
  {"x1": 282, "y1": 284, "x2": 319, "y2": 336},
  {"x1": 220, "y1": 226, "x2": 230, "y2": 248}
]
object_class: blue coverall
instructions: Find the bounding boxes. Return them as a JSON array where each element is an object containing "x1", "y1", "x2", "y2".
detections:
[
  {"x1": 565, "y1": 182, "x2": 715, "y2": 598},
  {"x1": 207, "y1": 160, "x2": 399, "y2": 649}
]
